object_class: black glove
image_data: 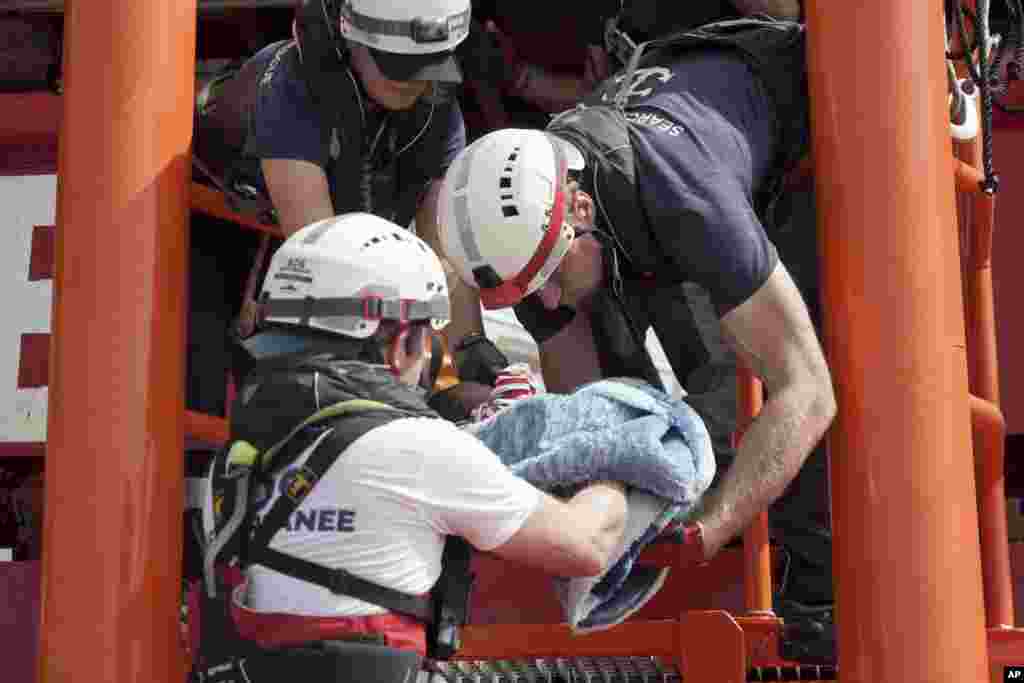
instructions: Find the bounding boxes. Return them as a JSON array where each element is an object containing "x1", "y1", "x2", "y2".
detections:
[
  {"x1": 453, "y1": 334, "x2": 509, "y2": 387},
  {"x1": 427, "y1": 385, "x2": 472, "y2": 423},
  {"x1": 513, "y1": 293, "x2": 576, "y2": 344}
]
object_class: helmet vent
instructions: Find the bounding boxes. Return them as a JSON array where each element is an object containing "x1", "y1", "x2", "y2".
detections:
[{"x1": 498, "y1": 145, "x2": 523, "y2": 219}]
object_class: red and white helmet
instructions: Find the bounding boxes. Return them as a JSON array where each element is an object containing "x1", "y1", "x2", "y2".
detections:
[
  {"x1": 437, "y1": 128, "x2": 585, "y2": 309},
  {"x1": 260, "y1": 212, "x2": 450, "y2": 339}
]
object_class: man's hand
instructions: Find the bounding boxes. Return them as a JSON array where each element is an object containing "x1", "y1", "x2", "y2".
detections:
[{"x1": 692, "y1": 263, "x2": 836, "y2": 560}]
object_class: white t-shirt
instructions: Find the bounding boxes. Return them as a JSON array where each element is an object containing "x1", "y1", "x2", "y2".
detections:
[{"x1": 244, "y1": 416, "x2": 541, "y2": 617}]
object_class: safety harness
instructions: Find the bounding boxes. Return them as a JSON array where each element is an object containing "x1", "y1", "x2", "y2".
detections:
[
  {"x1": 551, "y1": 18, "x2": 809, "y2": 279},
  {"x1": 190, "y1": 358, "x2": 474, "y2": 682}
]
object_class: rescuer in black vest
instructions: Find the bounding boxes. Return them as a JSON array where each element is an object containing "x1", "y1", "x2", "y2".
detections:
[{"x1": 191, "y1": 0, "x2": 495, "y2": 418}]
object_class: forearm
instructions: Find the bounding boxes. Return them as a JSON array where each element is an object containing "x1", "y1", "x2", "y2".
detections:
[
  {"x1": 261, "y1": 158, "x2": 334, "y2": 237},
  {"x1": 693, "y1": 381, "x2": 834, "y2": 557},
  {"x1": 731, "y1": 0, "x2": 800, "y2": 20},
  {"x1": 443, "y1": 267, "x2": 486, "y2": 352}
]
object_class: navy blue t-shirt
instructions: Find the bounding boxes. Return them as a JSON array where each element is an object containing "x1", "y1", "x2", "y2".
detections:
[
  {"x1": 617, "y1": 49, "x2": 778, "y2": 314},
  {"x1": 241, "y1": 41, "x2": 466, "y2": 217},
  {"x1": 515, "y1": 49, "x2": 779, "y2": 343}
]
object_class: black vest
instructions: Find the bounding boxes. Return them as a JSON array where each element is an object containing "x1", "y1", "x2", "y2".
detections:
[
  {"x1": 232, "y1": 356, "x2": 438, "y2": 452},
  {"x1": 196, "y1": 39, "x2": 452, "y2": 229},
  {"x1": 543, "y1": 18, "x2": 807, "y2": 385},
  {"x1": 548, "y1": 17, "x2": 808, "y2": 282}
]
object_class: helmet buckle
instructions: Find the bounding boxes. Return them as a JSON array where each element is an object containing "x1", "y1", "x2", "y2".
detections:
[{"x1": 362, "y1": 295, "x2": 384, "y2": 321}]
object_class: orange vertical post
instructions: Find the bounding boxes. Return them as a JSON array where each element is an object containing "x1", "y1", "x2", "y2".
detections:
[
  {"x1": 806, "y1": 1, "x2": 989, "y2": 681},
  {"x1": 736, "y1": 365, "x2": 773, "y2": 616},
  {"x1": 39, "y1": 1, "x2": 196, "y2": 682}
]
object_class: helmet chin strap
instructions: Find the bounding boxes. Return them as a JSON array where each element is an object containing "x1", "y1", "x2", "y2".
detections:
[{"x1": 385, "y1": 323, "x2": 414, "y2": 378}]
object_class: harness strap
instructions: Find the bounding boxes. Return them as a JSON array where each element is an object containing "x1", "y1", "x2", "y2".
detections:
[
  {"x1": 246, "y1": 403, "x2": 439, "y2": 622},
  {"x1": 191, "y1": 153, "x2": 277, "y2": 221},
  {"x1": 257, "y1": 547, "x2": 434, "y2": 623},
  {"x1": 427, "y1": 536, "x2": 474, "y2": 659},
  {"x1": 254, "y1": 399, "x2": 397, "y2": 472}
]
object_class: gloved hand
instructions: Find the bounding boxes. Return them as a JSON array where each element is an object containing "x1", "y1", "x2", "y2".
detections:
[
  {"x1": 453, "y1": 333, "x2": 509, "y2": 387},
  {"x1": 427, "y1": 382, "x2": 494, "y2": 423}
]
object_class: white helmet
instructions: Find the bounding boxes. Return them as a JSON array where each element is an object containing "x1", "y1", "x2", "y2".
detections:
[
  {"x1": 335, "y1": 0, "x2": 470, "y2": 82},
  {"x1": 259, "y1": 212, "x2": 450, "y2": 339},
  {"x1": 438, "y1": 128, "x2": 586, "y2": 309}
]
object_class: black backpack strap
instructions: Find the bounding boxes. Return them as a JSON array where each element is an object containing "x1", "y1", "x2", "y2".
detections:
[
  {"x1": 294, "y1": 0, "x2": 368, "y2": 214},
  {"x1": 426, "y1": 537, "x2": 475, "y2": 660},
  {"x1": 248, "y1": 407, "x2": 437, "y2": 623}
]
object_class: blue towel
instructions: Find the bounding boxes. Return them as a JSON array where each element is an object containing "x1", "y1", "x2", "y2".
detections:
[
  {"x1": 470, "y1": 378, "x2": 715, "y2": 505},
  {"x1": 467, "y1": 378, "x2": 715, "y2": 629}
]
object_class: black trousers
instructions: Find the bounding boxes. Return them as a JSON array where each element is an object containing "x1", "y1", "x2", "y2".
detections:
[
  {"x1": 195, "y1": 640, "x2": 424, "y2": 683},
  {"x1": 185, "y1": 213, "x2": 265, "y2": 418},
  {"x1": 244, "y1": 641, "x2": 423, "y2": 683}
]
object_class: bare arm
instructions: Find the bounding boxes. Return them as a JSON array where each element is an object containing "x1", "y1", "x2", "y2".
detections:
[
  {"x1": 731, "y1": 0, "x2": 800, "y2": 20},
  {"x1": 692, "y1": 263, "x2": 835, "y2": 558},
  {"x1": 261, "y1": 158, "x2": 335, "y2": 237},
  {"x1": 416, "y1": 179, "x2": 485, "y2": 351},
  {"x1": 490, "y1": 480, "x2": 627, "y2": 577}
]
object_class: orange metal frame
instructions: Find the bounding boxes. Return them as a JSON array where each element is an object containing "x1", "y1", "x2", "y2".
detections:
[{"x1": 35, "y1": 1, "x2": 1024, "y2": 682}]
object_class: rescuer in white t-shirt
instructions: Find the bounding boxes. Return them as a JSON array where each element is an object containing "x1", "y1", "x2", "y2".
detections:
[{"x1": 222, "y1": 212, "x2": 628, "y2": 660}]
